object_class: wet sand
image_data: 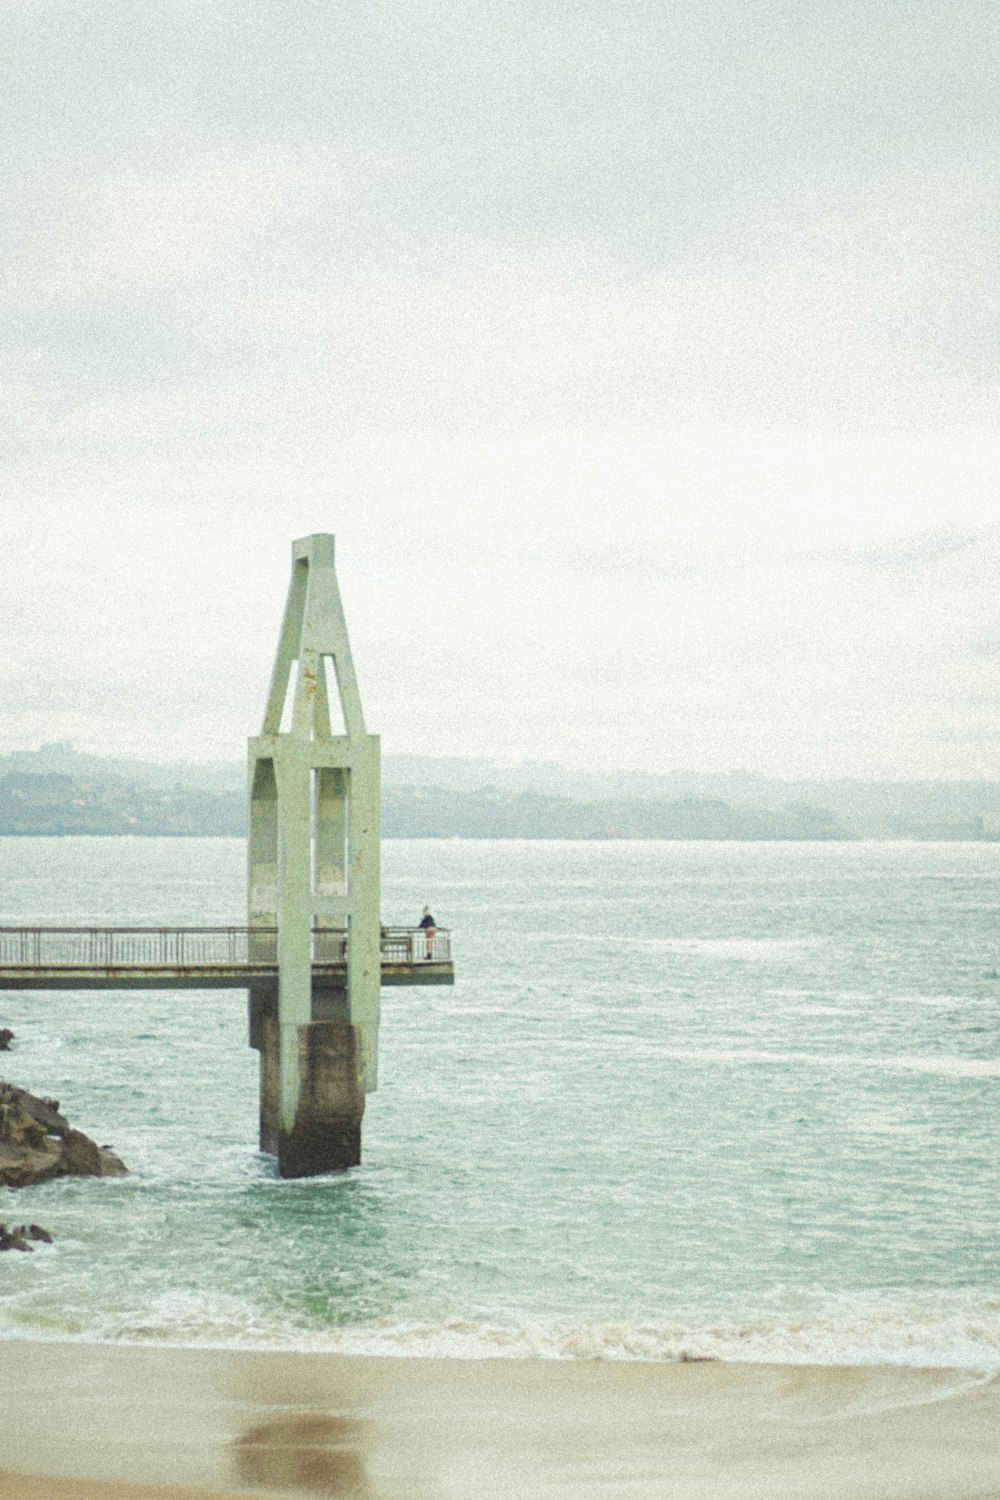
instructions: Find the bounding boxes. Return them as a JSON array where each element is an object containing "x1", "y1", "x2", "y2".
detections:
[{"x1": 0, "y1": 1342, "x2": 998, "y2": 1499}]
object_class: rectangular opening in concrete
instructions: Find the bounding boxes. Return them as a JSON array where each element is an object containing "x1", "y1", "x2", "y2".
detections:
[
  {"x1": 312, "y1": 767, "x2": 347, "y2": 901},
  {"x1": 278, "y1": 660, "x2": 298, "y2": 733},
  {"x1": 322, "y1": 654, "x2": 347, "y2": 735}
]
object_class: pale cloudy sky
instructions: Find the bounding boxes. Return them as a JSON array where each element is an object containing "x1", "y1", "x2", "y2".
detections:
[{"x1": 2, "y1": 1, "x2": 998, "y2": 778}]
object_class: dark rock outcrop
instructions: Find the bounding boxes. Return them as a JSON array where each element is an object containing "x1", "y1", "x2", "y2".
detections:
[
  {"x1": 0, "y1": 1029, "x2": 13, "y2": 1051},
  {"x1": 0, "y1": 1222, "x2": 55, "y2": 1251},
  {"x1": 0, "y1": 1082, "x2": 127, "y2": 1188}
]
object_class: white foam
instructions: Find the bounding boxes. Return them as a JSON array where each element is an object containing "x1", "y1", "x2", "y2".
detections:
[
  {"x1": 314, "y1": 1310, "x2": 1000, "y2": 1372},
  {"x1": 6, "y1": 1306, "x2": 998, "y2": 1375}
]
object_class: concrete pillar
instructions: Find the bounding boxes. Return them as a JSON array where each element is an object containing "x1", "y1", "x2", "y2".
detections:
[
  {"x1": 248, "y1": 976, "x2": 277, "y2": 1149},
  {"x1": 276, "y1": 1021, "x2": 365, "y2": 1178},
  {"x1": 247, "y1": 534, "x2": 380, "y2": 1178},
  {"x1": 250, "y1": 978, "x2": 357, "y2": 1162}
]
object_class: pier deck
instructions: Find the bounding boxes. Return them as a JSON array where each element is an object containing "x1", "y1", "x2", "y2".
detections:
[{"x1": 0, "y1": 926, "x2": 453, "y2": 991}]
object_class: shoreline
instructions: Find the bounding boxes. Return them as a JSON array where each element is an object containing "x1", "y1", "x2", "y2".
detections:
[{"x1": 1, "y1": 1342, "x2": 999, "y2": 1499}]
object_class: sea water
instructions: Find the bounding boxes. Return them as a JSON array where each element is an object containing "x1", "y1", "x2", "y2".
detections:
[{"x1": 0, "y1": 837, "x2": 997, "y2": 1369}]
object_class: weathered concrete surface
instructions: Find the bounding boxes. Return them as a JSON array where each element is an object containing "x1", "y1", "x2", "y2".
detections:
[
  {"x1": 258, "y1": 1008, "x2": 280, "y2": 1155},
  {"x1": 250, "y1": 978, "x2": 353, "y2": 1049},
  {"x1": 0, "y1": 1082, "x2": 127, "y2": 1188},
  {"x1": 253, "y1": 983, "x2": 357, "y2": 1166},
  {"x1": 248, "y1": 977, "x2": 277, "y2": 1054},
  {"x1": 257, "y1": 1017, "x2": 364, "y2": 1178}
]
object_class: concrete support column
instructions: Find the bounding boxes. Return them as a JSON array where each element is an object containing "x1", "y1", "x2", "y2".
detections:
[
  {"x1": 259, "y1": 1009, "x2": 281, "y2": 1156},
  {"x1": 248, "y1": 978, "x2": 278, "y2": 1151},
  {"x1": 276, "y1": 1020, "x2": 365, "y2": 1178},
  {"x1": 247, "y1": 533, "x2": 381, "y2": 1178},
  {"x1": 275, "y1": 750, "x2": 313, "y2": 1133},
  {"x1": 252, "y1": 981, "x2": 361, "y2": 1171},
  {"x1": 347, "y1": 737, "x2": 381, "y2": 1089}
]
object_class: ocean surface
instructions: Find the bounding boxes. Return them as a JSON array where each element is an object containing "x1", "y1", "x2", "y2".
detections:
[{"x1": 0, "y1": 837, "x2": 997, "y2": 1370}]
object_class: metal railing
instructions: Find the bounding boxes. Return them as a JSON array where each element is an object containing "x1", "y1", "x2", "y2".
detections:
[
  {"x1": 378, "y1": 925, "x2": 452, "y2": 964},
  {"x1": 0, "y1": 925, "x2": 450, "y2": 969},
  {"x1": 0, "y1": 927, "x2": 277, "y2": 968}
]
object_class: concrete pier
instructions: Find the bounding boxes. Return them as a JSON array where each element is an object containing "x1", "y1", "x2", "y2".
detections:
[
  {"x1": 0, "y1": 532, "x2": 455, "y2": 1179},
  {"x1": 0, "y1": 926, "x2": 453, "y2": 992},
  {"x1": 249, "y1": 977, "x2": 363, "y2": 1174},
  {"x1": 1, "y1": 923, "x2": 451, "y2": 1180},
  {"x1": 248, "y1": 534, "x2": 382, "y2": 1177},
  {"x1": 256, "y1": 1009, "x2": 364, "y2": 1177}
]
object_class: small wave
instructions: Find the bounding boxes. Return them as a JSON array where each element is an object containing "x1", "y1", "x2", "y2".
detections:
[
  {"x1": 314, "y1": 1312, "x2": 1000, "y2": 1372},
  {"x1": 656, "y1": 1047, "x2": 1000, "y2": 1078},
  {"x1": 624, "y1": 937, "x2": 826, "y2": 959},
  {"x1": 887, "y1": 994, "x2": 991, "y2": 1010},
  {"x1": 5, "y1": 1307, "x2": 999, "y2": 1375},
  {"x1": 525, "y1": 935, "x2": 825, "y2": 958},
  {"x1": 780, "y1": 1002, "x2": 851, "y2": 1017}
]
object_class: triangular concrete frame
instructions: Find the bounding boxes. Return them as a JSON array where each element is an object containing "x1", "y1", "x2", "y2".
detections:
[{"x1": 247, "y1": 534, "x2": 380, "y2": 1177}]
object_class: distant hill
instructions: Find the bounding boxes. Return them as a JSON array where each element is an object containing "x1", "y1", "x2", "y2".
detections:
[
  {"x1": 0, "y1": 771, "x2": 243, "y2": 836},
  {"x1": 1, "y1": 744, "x2": 999, "y2": 839},
  {"x1": 0, "y1": 769, "x2": 849, "y2": 840},
  {"x1": 382, "y1": 786, "x2": 850, "y2": 840},
  {"x1": 0, "y1": 742, "x2": 243, "y2": 792},
  {"x1": 380, "y1": 756, "x2": 1000, "y2": 836}
]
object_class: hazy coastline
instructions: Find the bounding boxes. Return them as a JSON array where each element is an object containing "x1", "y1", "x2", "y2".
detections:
[{"x1": 5, "y1": 744, "x2": 1000, "y2": 839}]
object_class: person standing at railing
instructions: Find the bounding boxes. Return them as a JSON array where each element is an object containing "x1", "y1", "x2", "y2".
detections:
[{"x1": 419, "y1": 906, "x2": 437, "y2": 959}]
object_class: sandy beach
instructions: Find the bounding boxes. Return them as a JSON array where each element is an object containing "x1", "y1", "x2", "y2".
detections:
[{"x1": 0, "y1": 1343, "x2": 998, "y2": 1500}]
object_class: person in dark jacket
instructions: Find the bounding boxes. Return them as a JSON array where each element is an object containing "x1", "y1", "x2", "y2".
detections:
[{"x1": 418, "y1": 906, "x2": 436, "y2": 959}]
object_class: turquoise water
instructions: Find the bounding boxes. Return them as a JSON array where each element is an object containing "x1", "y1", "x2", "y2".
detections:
[{"x1": 0, "y1": 837, "x2": 997, "y2": 1367}]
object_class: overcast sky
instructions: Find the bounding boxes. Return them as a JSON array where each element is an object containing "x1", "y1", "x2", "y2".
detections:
[{"x1": 3, "y1": 1, "x2": 998, "y2": 779}]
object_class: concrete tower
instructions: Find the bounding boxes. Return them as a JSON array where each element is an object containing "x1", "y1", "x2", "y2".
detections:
[{"x1": 247, "y1": 534, "x2": 380, "y2": 1177}]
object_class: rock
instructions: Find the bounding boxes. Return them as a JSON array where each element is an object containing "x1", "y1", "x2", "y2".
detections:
[
  {"x1": 0, "y1": 1029, "x2": 14, "y2": 1050},
  {"x1": 0, "y1": 1223, "x2": 32, "y2": 1251},
  {"x1": 0, "y1": 1220, "x2": 56, "y2": 1251},
  {"x1": 0, "y1": 1081, "x2": 127, "y2": 1188}
]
